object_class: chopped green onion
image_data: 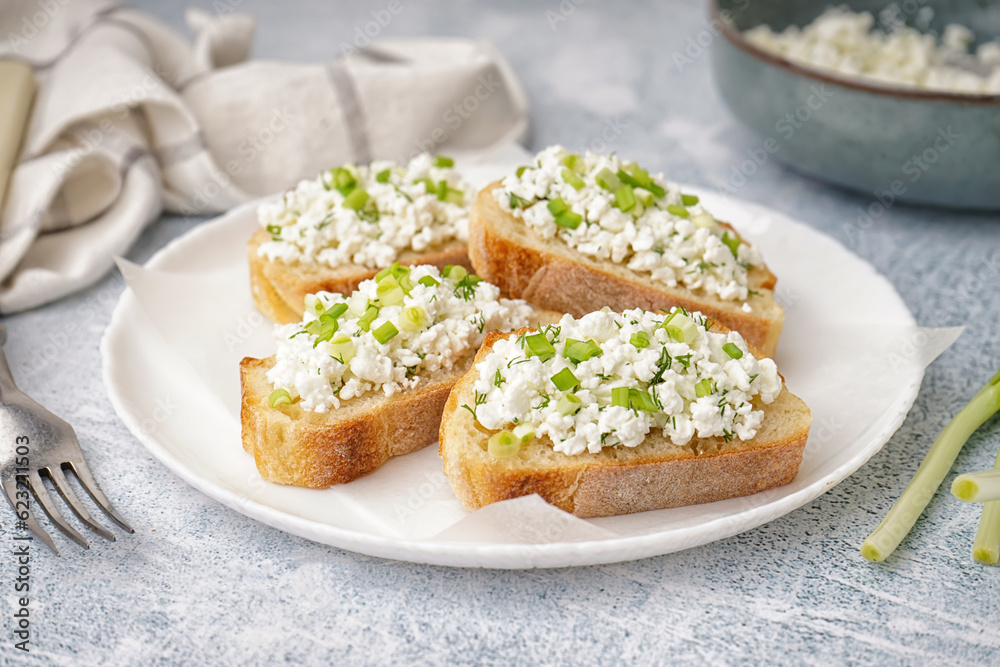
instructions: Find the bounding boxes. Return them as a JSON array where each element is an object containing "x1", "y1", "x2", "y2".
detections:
[
  {"x1": 647, "y1": 182, "x2": 666, "y2": 198},
  {"x1": 722, "y1": 231, "x2": 741, "y2": 257},
  {"x1": 343, "y1": 187, "x2": 369, "y2": 210},
  {"x1": 376, "y1": 169, "x2": 391, "y2": 183},
  {"x1": 266, "y1": 224, "x2": 283, "y2": 240},
  {"x1": 418, "y1": 275, "x2": 439, "y2": 288},
  {"x1": 667, "y1": 204, "x2": 689, "y2": 218},
  {"x1": 630, "y1": 331, "x2": 650, "y2": 349},
  {"x1": 664, "y1": 312, "x2": 698, "y2": 344},
  {"x1": 551, "y1": 368, "x2": 580, "y2": 391},
  {"x1": 357, "y1": 304, "x2": 380, "y2": 331},
  {"x1": 304, "y1": 294, "x2": 325, "y2": 316},
  {"x1": 326, "y1": 303, "x2": 349, "y2": 320},
  {"x1": 398, "y1": 273, "x2": 414, "y2": 294},
  {"x1": 346, "y1": 293, "x2": 369, "y2": 317},
  {"x1": 329, "y1": 167, "x2": 356, "y2": 195},
  {"x1": 595, "y1": 168, "x2": 622, "y2": 192},
  {"x1": 268, "y1": 388, "x2": 293, "y2": 408},
  {"x1": 561, "y1": 153, "x2": 585, "y2": 173},
  {"x1": 561, "y1": 169, "x2": 585, "y2": 190},
  {"x1": 488, "y1": 430, "x2": 521, "y2": 458},
  {"x1": 442, "y1": 188, "x2": 464, "y2": 206},
  {"x1": 443, "y1": 264, "x2": 467, "y2": 281},
  {"x1": 611, "y1": 387, "x2": 630, "y2": 408},
  {"x1": 376, "y1": 275, "x2": 405, "y2": 306},
  {"x1": 555, "y1": 211, "x2": 583, "y2": 229},
  {"x1": 556, "y1": 393, "x2": 582, "y2": 415},
  {"x1": 512, "y1": 423, "x2": 535, "y2": 444},
  {"x1": 614, "y1": 184, "x2": 636, "y2": 212},
  {"x1": 681, "y1": 193, "x2": 700, "y2": 206},
  {"x1": 525, "y1": 333, "x2": 555, "y2": 360},
  {"x1": 302, "y1": 306, "x2": 344, "y2": 345},
  {"x1": 563, "y1": 338, "x2": 603, "y2": 364},
  {"x1": 414, "y1": 178, "x2": 437, "y2": 196},
  {"x1": 433, "y1": 156, "x2": 454, "y2": 168},
  {"x1": 723, "y1": 342, "x2": 744, "y2": 359},
  {"x1": 861, "y1": 367, "x2": 1000, "y2": 562},
  {"x1": 547, "y1": 197, "x2": 569, "y2": 217},
  {"x1": 516, "y1": 165, "x2": 529, "y2": 178},
  {"x1": 398, "y1": 306, "x2": 427, "y2": 332},
  {"x1": 372, "y1": 321, "x2": 399, "y2": 344},
  {"x1": 509, "y1": 192, "x2": 531, "y2": 209},
  {"x1": 635, "y1": 189, "x2": 654, "y2": 207},
  {"x1": 624, "y1": 163, "x2": 652, "y2": 187},
  {"x1": 436, "y1": 180, "x2": 449, "y2": 201},
  {"x1": 691, "y1": 213, "x2": 717, "y2": 229},
  {"x1": 615, "y1": 169, "x2": 642, "y2": 189},
  {"x1": 328, "y1": 334, "x2": 356, "y2": 363},
  {"x1": 952, "y1": 469, "x2": 1000, "y2": 503},
  {"x1": 629, "y1": 388, "x2": 658, "y2": 412},
  {"x1": 694, "y1": 379, "x2": 713, "y2": 398},
  {"x1": 374, "y1": 263, "x2": 397, "y2": 282}
]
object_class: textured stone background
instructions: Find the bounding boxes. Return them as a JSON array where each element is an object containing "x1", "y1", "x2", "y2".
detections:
[{"x1": 2, "y1": 0, "x2": 999, "y2": 664}]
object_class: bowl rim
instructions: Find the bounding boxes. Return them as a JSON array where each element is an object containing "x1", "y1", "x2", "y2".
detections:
[{"x1": 710, "y1": 0, "x2": 1000, "y2": 105}]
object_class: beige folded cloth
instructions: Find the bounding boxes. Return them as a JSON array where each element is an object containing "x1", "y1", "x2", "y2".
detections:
[{"x1": 0, "y1": 0, "x2": 529, "y2": 313}]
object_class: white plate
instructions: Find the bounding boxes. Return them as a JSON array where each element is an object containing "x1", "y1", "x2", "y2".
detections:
[{"x1": 102, "y1": 181, "x2": 931, "y2": 568}]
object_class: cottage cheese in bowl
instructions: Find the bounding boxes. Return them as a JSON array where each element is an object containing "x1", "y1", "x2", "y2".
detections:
[{"x1": 745, "y1": 7, "x2": 1000, "y2": 95}]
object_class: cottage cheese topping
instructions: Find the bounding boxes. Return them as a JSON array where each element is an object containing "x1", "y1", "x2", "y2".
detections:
[
  {"x1": 746, "y1": 8, "x2": 1000, "y2": 95},
  {"x1": 258, "y1": 154, "x2": 473, "y2": 270},
  {"x1": 493, "y1": 146, "x2": 763, "y2": 301},
  {"x1": 470, "y1": 308, "x2": 782, "y2": 456},
  {"x1": 267, "y1": 265, "x2": 535, "y2": 412}
]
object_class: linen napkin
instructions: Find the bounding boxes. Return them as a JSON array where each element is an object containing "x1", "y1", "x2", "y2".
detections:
[{"x1": 0, "y1": 0, "x2": 529, "y2": 313}]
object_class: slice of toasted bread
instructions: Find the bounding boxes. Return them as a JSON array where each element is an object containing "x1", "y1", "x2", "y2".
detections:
[
  {"x1": 468, "y1": 182, "x2": 784, "y2": 356},
  {"x1": 439, "y1": 330, "x2": 811, "y2": 518},
  {"x1": 241, "y1": 309, "x2": 562, "y2": 487},
  {"x1": 248, "y1": 227, "x2": 473, "y2": 324},
  {"x1": 241, "y1": 355, "x2": 475, "y2": 487}
]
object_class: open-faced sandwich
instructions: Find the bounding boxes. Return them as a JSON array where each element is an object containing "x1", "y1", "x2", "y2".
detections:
[
  {"x1": 469, "y1": 146, "x2": 784, "y2": 355},
  {"x1": 440, "y1": 307, "x2": 811, "y2": 517},
  {"x1": 250, "y1": 154, "x2": 475, "y2": 324},
  {"x1": 240, "y1": 263, "x2": 556, "y2": 487}
]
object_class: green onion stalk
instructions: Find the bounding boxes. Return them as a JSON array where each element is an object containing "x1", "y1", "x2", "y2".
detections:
[
  {"x1": 861, "y1": 367, "x2": 1000, "y2": 562},
  {"x1": 972, "y1": 446, "x2": 1000, "y2": 564},
  {"x1": 951, "y1": 469, "x2": 1000, "y2": 503}
]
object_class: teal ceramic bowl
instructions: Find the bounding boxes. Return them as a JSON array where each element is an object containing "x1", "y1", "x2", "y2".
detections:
[{"x1": 710, "y1": 0, "x2": 1000, "y2": 209}]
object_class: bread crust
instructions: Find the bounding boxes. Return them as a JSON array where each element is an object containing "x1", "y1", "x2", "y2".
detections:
[
  {"x1": 468, "y1": 183, "x2": 784, "y2": 356},
  {"x1": 439, "y1": 330, "x2": 811, "y2": 518},
  {"x1": 248, "y1": 227, "x2": 474, "y2": 324}
]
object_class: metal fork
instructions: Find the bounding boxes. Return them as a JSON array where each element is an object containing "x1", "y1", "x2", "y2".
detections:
[{"x1": 0, "y1": 322, "x2": 133, "y2": 554}]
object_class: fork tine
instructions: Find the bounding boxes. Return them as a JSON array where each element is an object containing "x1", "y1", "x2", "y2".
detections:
[
  {"x1": 46, "y1": 467, "x2": 115, "y2": 542},
  {"x1": 1, "y1": 473, "x2": 59, "y2": 556},
  {"x1": 27, "y1": 471, "x2": 89, "y2": 550},
  {"x1": 64, "y1": 458, "x2": 133, "y2": 533}
]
